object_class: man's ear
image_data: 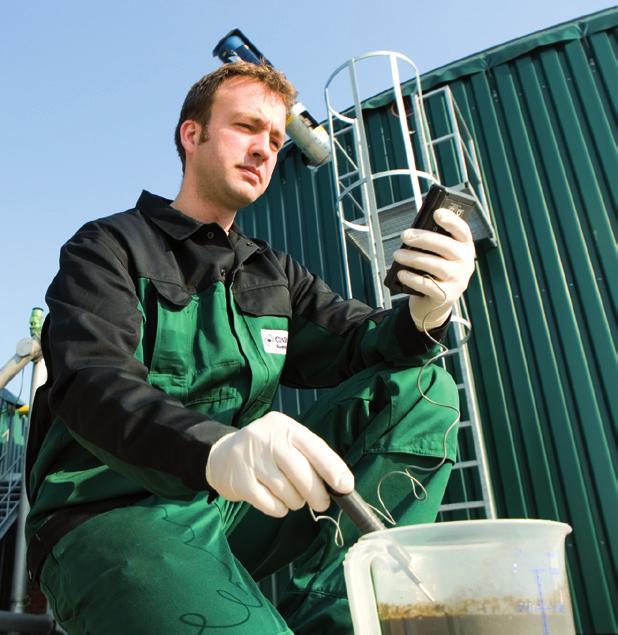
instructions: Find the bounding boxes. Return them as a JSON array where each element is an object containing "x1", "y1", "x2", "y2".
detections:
[{"x1": 179, "y1": 120, "x2": 202, "y2": 157}]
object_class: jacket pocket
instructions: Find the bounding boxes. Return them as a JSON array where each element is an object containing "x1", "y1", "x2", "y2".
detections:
[
  {"x1": 233, "y1": 283, "x2": 292, "y2": 318},
  {"x1": 148, "y1": 278, "x2": 196, "y2": 382}
]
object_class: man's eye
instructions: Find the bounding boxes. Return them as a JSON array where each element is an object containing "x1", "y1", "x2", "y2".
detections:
[{"x1": 237, "y1": 123, "x2": 252, "y2": 130}]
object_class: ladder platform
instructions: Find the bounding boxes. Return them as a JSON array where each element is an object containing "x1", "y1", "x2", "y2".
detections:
[{"x1": 343, "y1": 184, "x2": 494, "y2": 269}]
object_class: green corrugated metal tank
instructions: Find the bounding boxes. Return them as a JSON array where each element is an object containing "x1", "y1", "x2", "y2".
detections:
[
  {"x1": 239, "y1": 8, "x2": 617, "y2": 634},
  {"x1": 0, "y1": 389, "x2": 27, "y2": 447}
]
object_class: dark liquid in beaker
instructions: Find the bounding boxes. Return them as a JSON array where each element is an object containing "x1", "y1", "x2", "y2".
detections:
[{"x1": 379, "y1": 613, "x2": 574, "y2": 634}]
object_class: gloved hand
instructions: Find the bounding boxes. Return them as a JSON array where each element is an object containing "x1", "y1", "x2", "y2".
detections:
[
  {"x1": 205, "y1": 411, "x2": 355, "y2": 517},
  {"x1": 393, "y1": 208, "x2": 476, "y2": 331}
]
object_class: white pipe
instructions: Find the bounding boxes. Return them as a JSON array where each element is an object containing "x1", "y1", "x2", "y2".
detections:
[
  {"x1": 0, "y1": 339, "x2": 41, "y2": 392},
  {"x1": 0, "y1": 355, "x2": 30, "y2": 391}
]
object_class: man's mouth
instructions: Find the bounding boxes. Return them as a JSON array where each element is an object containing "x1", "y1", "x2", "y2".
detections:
[{"x1": 238, "y1": 165, "x2": 261, "y2": 183}]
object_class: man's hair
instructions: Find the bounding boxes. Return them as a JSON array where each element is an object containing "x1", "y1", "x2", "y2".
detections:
[{"x1": 174, "y1": 61, "x2": 297, "y2": 171}]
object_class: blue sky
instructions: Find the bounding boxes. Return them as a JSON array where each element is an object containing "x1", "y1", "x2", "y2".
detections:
[{"x1": 0, "y1": 0, "x2": 612, "y2": 398}]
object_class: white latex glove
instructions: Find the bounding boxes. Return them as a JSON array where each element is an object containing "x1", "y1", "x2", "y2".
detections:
[
  {"x1": 393, "y1": 208, "x2": 476, "y2": 331},
  {"x1": 205, "y1": 411, "x2": 355, "y2": 518}
]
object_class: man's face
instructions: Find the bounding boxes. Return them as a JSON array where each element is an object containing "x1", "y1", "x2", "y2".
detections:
[{"x1": 188, "y1": 77, "x2": 287, "y2": 212}]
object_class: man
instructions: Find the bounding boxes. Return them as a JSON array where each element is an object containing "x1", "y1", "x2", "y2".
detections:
[{"x1": 25, "y1": 61, "x2": 475, "y2": 634}]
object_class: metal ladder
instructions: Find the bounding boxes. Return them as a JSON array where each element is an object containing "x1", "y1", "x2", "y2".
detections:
[{"x1": 324, "y1": 51, "x2": 497, "y2": 520}]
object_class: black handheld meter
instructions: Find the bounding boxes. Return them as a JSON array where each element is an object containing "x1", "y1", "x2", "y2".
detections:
[{"x1": 384, "y1": 184, "x2": 475, "y2": 296}]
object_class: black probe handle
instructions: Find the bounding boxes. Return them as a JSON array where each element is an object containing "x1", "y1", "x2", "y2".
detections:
[{"x1": 326, "y1": 485, "x2": 387, "y2": 535}]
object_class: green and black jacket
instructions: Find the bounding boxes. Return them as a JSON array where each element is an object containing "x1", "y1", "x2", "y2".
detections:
[{"x1": 25, "y1": 191, "x2": 447, "y2": 541}]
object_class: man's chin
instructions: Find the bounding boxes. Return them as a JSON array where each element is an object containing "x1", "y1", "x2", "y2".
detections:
[{"x1": 233, "y1": 185, "x2": 263, "y2": 209}]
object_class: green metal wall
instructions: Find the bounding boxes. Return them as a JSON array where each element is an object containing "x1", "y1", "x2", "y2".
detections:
[
  {"x1": 240, "y1": 9, "x2": 617, "y2": 633},
  {"x1": 0, "y1": 390, "x2": 26, "y2": 448}
]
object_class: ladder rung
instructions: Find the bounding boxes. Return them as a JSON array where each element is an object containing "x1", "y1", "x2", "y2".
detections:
[
  {"x1": 458, "y1": 420, "x2": 471, "y2": 428},
  {"x1": 337, "y1": 170, "x2": 359, "y2": 181},
  {"x1": 430, "y1": 132, "x2": 457, "y2": 145},
  {"x1": 439, "y1": 501, "x2": 487, "y2": 512},
  {"x1": 452, "y1": 460, "x2": 478, "y2": 470},
  {"x1": 334, "y1": 126, "x2": 353, "y2": 137},
  {"x1": 375, "y1": 196, "x2": 417, "y2": 215},
  {"x1": 380, "y1": 231, "x2": 406, "y2": 241}
]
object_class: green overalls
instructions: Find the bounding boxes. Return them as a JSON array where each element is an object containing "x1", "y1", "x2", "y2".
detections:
[{"x1": 26, "y1": 192, "x2": 459, "y2": 634}]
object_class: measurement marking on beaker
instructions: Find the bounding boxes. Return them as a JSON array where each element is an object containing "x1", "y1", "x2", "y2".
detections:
[
  {"x1": 546, "y1": 550, "x2": 561, "y2": 576},
  {"x1": 533, "y1": 567, "x2": 550, "y2": 635}
]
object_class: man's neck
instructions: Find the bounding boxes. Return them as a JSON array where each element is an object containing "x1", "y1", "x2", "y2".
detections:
[{"x1": 171, "y1": 186, "x2": 236, "y2": 234}]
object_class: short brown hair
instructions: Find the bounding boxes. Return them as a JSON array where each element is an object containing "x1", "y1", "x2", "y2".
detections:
[{"x1": 174, "y1": 61, "x2": 297, "y2": 171}]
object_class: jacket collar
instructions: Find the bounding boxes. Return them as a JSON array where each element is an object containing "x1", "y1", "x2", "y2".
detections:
[
  {"x1": 136, "y1": 191, "x2": 205, "y2": 240},
  {"x1": 136, "y1": 190, "x2": 256, "y2": 244}
]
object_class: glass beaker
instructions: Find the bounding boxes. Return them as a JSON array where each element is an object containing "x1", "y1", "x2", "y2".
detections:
[{"x1": 343, "y1": 519, "x2": 575, "y2": 634}]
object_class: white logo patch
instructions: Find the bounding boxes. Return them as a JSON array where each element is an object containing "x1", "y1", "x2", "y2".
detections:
[{"x1": 261, "y1": 329, "x2": 288, "y2": 355}]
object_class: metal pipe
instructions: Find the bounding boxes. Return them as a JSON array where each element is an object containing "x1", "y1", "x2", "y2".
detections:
[
  {"x1": 0, "y1": 609, "x2": 63, "y2": 634},
  {"x1": 8, "y1": 309, "x2": 45, "y2": 615},
  {"x1": 0, "y1": 354, "x2": 32, "y2": 393},
  {"x1": 10, "y1": 357, "x2": 47, "y2": 615},
  {"x1": 0, "y1": 315, "x2": 43, "y2": 392}
]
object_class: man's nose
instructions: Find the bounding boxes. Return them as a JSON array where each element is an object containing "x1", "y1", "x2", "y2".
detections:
[{"x1": 249, "y1": 132, "x2": 272, "y2": 160}]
